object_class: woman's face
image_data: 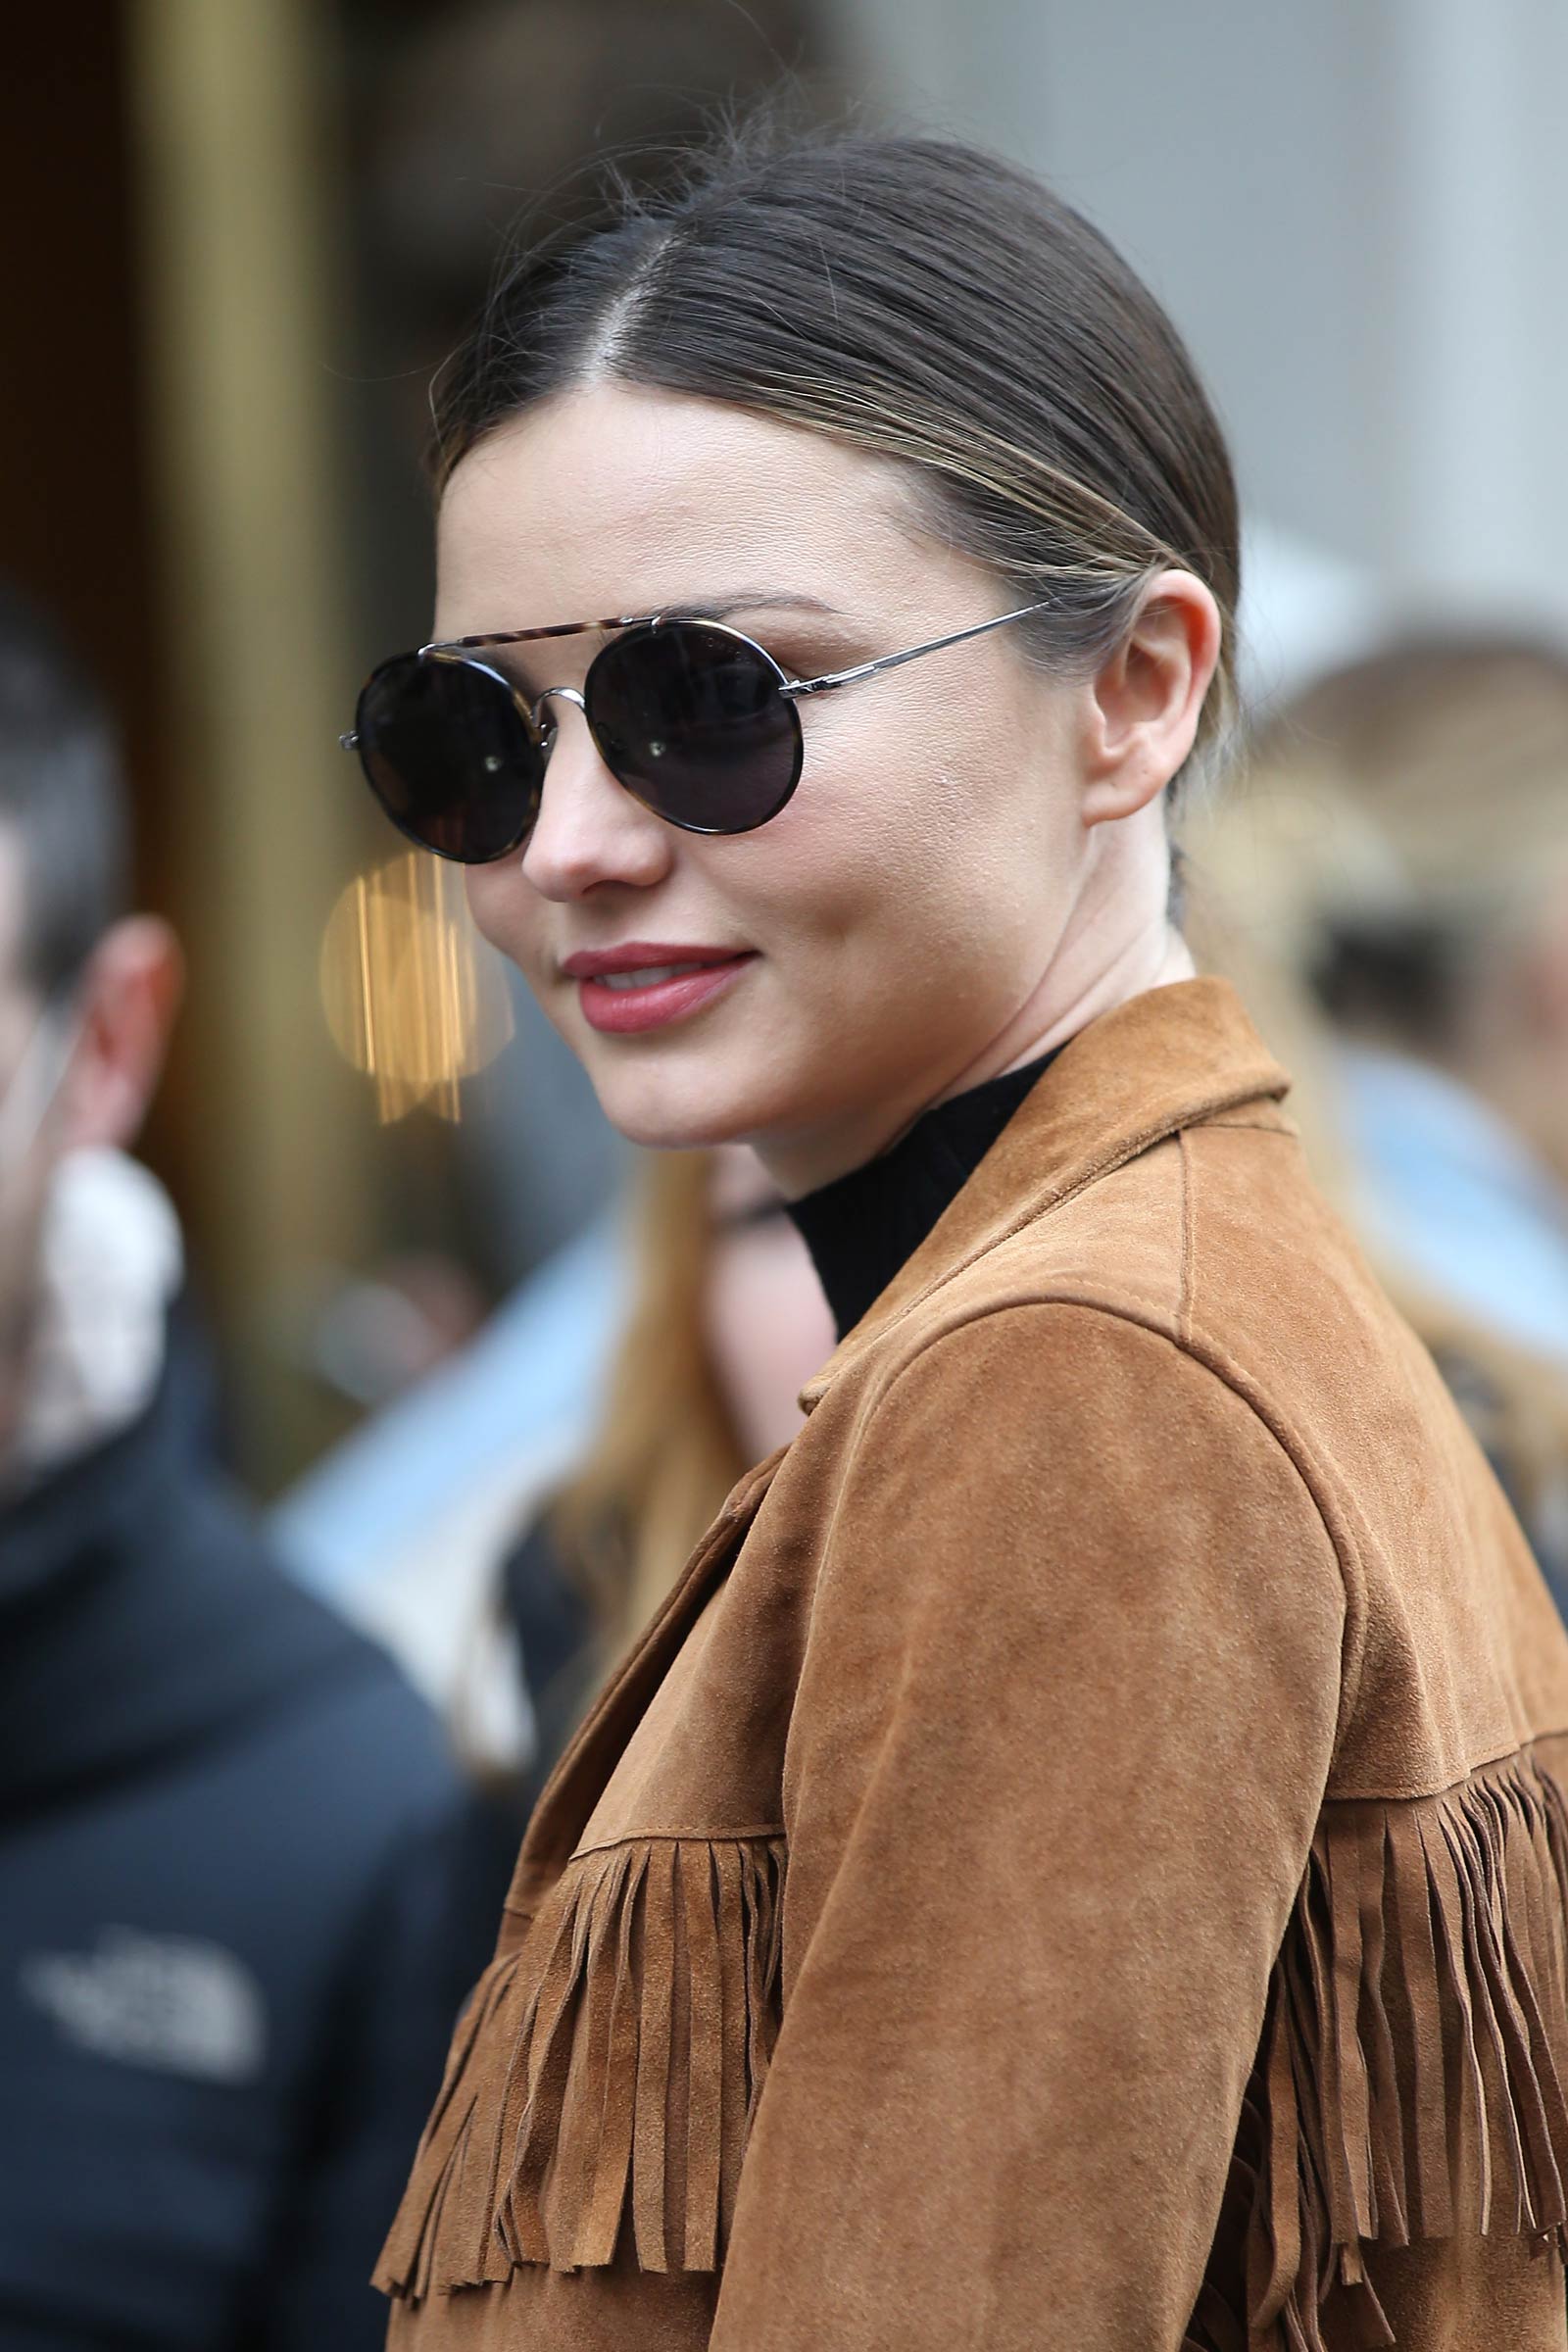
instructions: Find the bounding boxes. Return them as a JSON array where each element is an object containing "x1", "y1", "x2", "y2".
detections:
[{"x1": 438, "y1": 385, "x2": 1126, "y2": 1190}]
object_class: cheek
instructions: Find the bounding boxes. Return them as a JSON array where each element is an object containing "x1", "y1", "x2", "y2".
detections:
[
  {"x1": 747, "y1": 686, "x2": 1069, "y2": 975},
  {"x1": 464, "y1": 864, "x2": 544, "y2": 976}
]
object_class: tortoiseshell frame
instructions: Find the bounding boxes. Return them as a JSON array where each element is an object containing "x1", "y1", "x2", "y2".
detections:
[{"x1": 406, "y1": 596, "x2": 1059, "y2": 701}]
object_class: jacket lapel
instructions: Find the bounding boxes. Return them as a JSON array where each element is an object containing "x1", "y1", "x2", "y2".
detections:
[
  {"x1": 799, "y1": 977, "x2": 1290, "y2": 1411},
  {"x1": 502, "y1": 1444, "x2": 788, "y2": 1934}
]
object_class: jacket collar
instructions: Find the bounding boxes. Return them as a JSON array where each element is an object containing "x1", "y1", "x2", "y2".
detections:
[{"x1": 798, "y1": 977, "x2": 1290, "y2": 1411}]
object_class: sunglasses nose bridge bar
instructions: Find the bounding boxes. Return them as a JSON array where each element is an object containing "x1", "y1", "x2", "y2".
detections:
[{"x1": 529, "y1": 683, "x2": 587, "y2": 729}]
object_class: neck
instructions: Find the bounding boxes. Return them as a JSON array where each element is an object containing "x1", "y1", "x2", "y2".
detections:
[{"x1": 941, "y1": 923, "x2": 1197, "y2": 1102}]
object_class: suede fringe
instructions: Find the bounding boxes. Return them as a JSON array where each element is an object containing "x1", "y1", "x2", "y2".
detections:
[
  {"x1": 375, "y1": 1835, "x2": 785, "y2": 2298},
  {"x1": 1194, "y1": 1750, "x2": 1568, "y2": 2352}
]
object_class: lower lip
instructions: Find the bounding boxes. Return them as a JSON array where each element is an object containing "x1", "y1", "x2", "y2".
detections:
[{"x1": 575, "y1": 956, "x2": 757, "y2": 1035}]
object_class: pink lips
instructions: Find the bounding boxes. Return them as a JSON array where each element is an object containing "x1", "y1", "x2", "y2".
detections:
[{"x1": 561, "y1": 942, "x2": 759, "y2": 1036}]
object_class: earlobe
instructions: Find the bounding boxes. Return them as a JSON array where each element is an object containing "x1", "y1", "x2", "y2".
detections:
[
  {"x1": 1081, "y1": 570, "x2": 1222, "y2": 829},
  {"x1": 63, "y1": 917, "x2": 184, "y2": 1154}
]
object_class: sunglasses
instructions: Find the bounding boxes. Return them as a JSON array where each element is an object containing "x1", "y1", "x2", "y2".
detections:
[{"x1": 341, "y1": 598, "x2": 1056, "y2": 864}]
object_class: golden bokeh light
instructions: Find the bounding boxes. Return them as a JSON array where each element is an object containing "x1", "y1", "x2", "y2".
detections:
[{"x1": 320, "y1": 853, "x2": 514, "y2": 1121}]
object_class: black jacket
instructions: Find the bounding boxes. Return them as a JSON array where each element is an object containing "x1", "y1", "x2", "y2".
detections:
[{"x1": 0, "y1": 1344, "x2": 494, "y2": 2349}]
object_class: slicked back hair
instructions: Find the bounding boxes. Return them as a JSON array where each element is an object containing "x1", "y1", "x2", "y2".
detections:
[{"x1": 431, "y1": 124, "x2": 1242, "y2": 797}]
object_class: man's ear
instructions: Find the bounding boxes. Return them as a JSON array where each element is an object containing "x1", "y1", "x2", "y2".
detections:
[
  {"x1": 1080, "y1": 568, "x2": 1222, "y2": 829},
  {"x1": 62, "y1": 916, "x2": 184, "y2": 1153}
]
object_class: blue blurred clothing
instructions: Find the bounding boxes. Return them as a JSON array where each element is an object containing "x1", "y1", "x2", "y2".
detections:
[
  {"x1": 0, "y1": 1332, "x2": 493, "y2": 2350},
  {"x1": 1339, "y1": 1045, "x2": 1568, "y2": 1371},
  {"x1": 272, "y1": 1218, "x2": 623, "y2": 1613}
]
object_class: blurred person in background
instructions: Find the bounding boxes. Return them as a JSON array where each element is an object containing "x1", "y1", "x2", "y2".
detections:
[
  {"x1": 0, "y1": 586, "x2": 492, "y2": 2351},
  {"x1": 348, "y1": 123, "x2": 1568, "y2": 2352},
  {"x1": 498, "y1": 1144, "x2": 833, "y2": 1809},
  {"x1": 1187, "y1": 637, "x2": 1568, "y2": 1604}
]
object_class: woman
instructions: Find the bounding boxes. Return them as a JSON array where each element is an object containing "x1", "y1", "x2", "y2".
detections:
[{"x1": 345, "y1": 128, "x2": 1568, "y2": 2352}]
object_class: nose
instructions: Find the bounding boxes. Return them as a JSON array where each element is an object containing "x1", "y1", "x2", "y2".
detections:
[{"x1": 518, "y1": 692, "x2": 673, "y2": 903}]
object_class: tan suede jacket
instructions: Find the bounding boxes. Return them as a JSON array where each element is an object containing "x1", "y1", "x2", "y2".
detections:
[{"x1": 378, "y1": 979, "x2": 1568, "y2": 2352}]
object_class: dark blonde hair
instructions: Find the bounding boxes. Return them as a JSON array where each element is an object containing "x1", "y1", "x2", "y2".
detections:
[
  {"x1": 548, "y1": 1152, "x2": 750, "y2": 1661},
  {"x1": 431, "y1": 125, "x2": 1242, "y2": 795},
  {"x1": 1187, "y1": 638, "x2": 1568, "y2": 1581}
]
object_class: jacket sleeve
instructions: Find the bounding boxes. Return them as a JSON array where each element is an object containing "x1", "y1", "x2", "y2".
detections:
[{"x1": 711, "y1": 1301, "x2": 1347, "y2": 2352}]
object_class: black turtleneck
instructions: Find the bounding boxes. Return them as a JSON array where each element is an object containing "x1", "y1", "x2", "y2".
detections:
[{"x1": 787, "y1": 1047, "x2": 1063, "y2": 1341}]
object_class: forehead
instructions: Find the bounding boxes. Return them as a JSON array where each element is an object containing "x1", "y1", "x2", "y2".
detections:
[{"x1": 433, "y1": 383, "x2": 927, "y2": 631}]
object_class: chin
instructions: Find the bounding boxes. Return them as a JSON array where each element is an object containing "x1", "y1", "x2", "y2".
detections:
[{"x1": 589, "y1": 1063, "x2": 778, "y2": 1155}]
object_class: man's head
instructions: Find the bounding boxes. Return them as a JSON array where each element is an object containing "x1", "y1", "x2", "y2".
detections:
[{"x1": 0, "y1": 586, "x2": 182, "y2": 1446}]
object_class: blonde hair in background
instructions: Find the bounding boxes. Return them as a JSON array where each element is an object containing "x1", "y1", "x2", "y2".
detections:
[
  {"x1": 1183, "y1": 635, "x2": 1568, "y2": 1550},
  {"x1": 547, "y1": 1151, "x2": 750, "y2": 1665},
  {"x1": 1233, "y1": 638, "x2": 1568, "y2": 986},
  {"x1": 1182, "y1": 766, "x2": 1381, "y2": 1208},
  {"x1": 1187, "y1": 635, "x2": 1568, "y2": 1169}
]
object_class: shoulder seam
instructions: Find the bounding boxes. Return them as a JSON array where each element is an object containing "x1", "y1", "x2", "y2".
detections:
[{"x1": 853, "y1": 1290, "x2": 1356, "y2": 1616}]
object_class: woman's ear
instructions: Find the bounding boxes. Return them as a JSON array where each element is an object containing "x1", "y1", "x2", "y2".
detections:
[
  {"x1": 1080, "y1": 568, "x2": 1222, "y2": 829},
  {"x1": 62, "y1": 916, "x2": 184, "y2": 1153}
]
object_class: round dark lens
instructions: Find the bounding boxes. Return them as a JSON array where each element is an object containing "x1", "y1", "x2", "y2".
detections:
[
  {"x1": 586, "y1": 621, "x2": 803, "y2": 834},
  {"x1": 355, "y1": 653, "x2": 542, "y2": 862}
]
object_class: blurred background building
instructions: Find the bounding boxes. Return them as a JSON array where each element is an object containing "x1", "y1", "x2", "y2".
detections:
[{"x1": 6, "y1": 0, "x2": 1566, "y2": 1493}]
